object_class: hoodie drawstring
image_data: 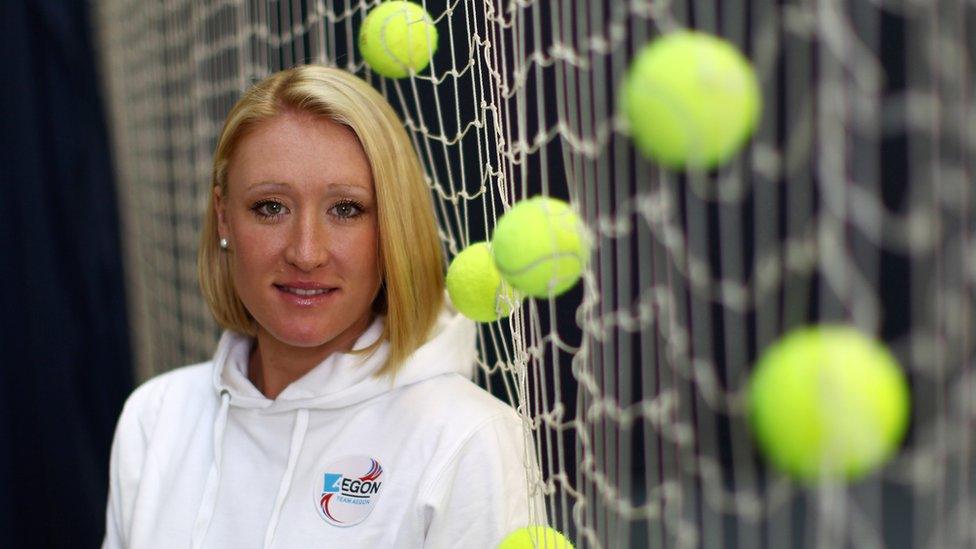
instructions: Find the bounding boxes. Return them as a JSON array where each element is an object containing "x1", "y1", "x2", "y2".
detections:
[
  {"x1": 262, "y1": 408, "x2": 310, "y2": 549},
  {"x1": 191, "y1": 389, "x2": 231, "y2": 549}
]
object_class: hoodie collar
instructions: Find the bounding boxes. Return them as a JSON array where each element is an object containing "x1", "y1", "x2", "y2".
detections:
[{"x1": 211, "y1": 303, "x2": 477, "y2": 413}]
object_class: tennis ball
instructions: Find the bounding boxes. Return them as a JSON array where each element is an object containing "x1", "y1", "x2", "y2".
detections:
[
  {"x1": 491, "y1": 197, "x2": 588, "y2": 298},
  {"x1": 622, "y1": 31, "x2": 761, "y2": 170},
  {"x1": 747, "y1": 325, "x2": 911, "y2": 481},
  {"x1": 359, "y1": 1, "x2": 438, "y2": 78},
  {"x1": 446, "y1": 242, "x2": 519, "y2": 323},
  {"x1": 498, "y1": 526, "x2": 574, "y2": 549}
]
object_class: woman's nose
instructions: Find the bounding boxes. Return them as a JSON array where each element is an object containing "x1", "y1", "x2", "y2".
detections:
[{"x1": 284, "y1": 213, "x2": 330, "y2": 271}]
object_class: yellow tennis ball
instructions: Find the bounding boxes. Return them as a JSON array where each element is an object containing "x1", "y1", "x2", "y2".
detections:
[
  {"x1": 446, "y1": 242, "x2": 519, "y2": 323},
  {"x1": 748, "y1": 325, "x2": 911, "y2": 481},
  {"x1": 498, "y1": 526, "x2": 574, "y2": 549},
  {"x1": 622, "y1": 31, "x2": 761, "y2": 170},
  {"x1": 359, "y1": 1, "x2": 438, "y2": 78},
  {"x1": 491, "y1": 197, "x2": 588, "y2": 298}
]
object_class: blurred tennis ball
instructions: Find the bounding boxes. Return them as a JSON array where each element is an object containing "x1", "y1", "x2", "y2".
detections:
[
  {"x1": 498, "y1": 526, "x2": 574, "y2": 549},
  {"x1": 446, "y1": 242, "x2": 519, "y2": 322},
  {"x1": 748, "y1": 325, "x2": 910, "y2": 481},
  {"x1": 622, "y1": 31, "x2": 761, "y2": 170},
  {"x1": 491, "y1": 197, "x2": 588, "y2": 298},
  {"x1": 359, "y1": 1, "x2": 438, "y2": 78}
]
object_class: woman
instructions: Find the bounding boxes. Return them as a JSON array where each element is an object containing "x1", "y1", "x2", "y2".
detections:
[{"x1": 103, "y1": 66, "x2": 543, "y2": 548}]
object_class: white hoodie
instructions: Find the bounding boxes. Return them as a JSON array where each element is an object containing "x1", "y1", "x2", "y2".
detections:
[{"x1": 103, "y1": 305, "x2": 544, "y2": 548}]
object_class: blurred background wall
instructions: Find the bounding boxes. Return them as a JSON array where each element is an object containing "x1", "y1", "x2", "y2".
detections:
[{"x1": 0, "y1": 1, "x2": 133, "y2": 547}]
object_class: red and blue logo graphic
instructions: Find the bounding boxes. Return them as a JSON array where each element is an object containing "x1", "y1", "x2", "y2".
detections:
[{"x1": 315, "y1": 456, "x2": 385, "y2": 527}]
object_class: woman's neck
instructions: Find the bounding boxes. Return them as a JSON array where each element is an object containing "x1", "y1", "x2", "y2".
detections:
[{"x1": 247, "y1": 316, "x2": 373, "y2": 399}]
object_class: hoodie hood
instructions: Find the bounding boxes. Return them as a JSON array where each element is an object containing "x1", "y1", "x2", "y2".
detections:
[{"x1": 210, "y1": 302, "x2": 478, "y2": 412}]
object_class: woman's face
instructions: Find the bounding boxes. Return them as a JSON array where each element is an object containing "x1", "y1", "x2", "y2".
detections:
[{"x1": 216, "y1": 111, "x2": 381, "y2": 350}]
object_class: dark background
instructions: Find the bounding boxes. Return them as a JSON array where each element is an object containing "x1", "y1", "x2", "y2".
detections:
[{"x1": 0, "y1": 1, "x2": 133, "y2": 547}]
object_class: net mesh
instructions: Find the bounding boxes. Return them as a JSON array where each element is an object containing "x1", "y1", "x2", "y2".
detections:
[{"x1": 94, "y1": 1, "x2": 975, "y2": 547}]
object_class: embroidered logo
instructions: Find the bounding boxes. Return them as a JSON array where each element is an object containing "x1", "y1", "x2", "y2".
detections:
[{"x1": 315, "y1": 455, "x2": 385, "y2": 527}]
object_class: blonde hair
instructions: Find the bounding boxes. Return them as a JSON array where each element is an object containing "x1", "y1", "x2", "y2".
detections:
[{"x1": 199, "y1": 66, "x2": 445, "y2": 377}]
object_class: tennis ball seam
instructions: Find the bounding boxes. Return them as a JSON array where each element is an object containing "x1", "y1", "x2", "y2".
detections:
[
  {"x1": 493, "y1": 202, "x2": 583, "y2": 275},
  {"x1": 378, "y1": 9, "x2": 434, "y2": 75},
  {"x1": 495, "y1": 251, "x2": 585, "y2": 279},
  {"x1": 630, "y1": 56, "x2": 757, "y2": 168},
  {"x1": 360, "y1": 2, "x2": 437, "y2": 78},
  {"x1": 628, "y1": 67, "x2": 709, "y2": 168},
  {"x1": 491, "y1": 197, "x2": 588, "y2": 297},
  {"x1": 623, "y1": 32, "x2": 761, "y2": 169}
]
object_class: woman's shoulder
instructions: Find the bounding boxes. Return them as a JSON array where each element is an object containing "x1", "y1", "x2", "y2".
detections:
[
  {"x1": 391, "y1": 373, "x2": 521, "y2": 434},
  {"x1": 390, "y1": 375, "x2": 533, "y2": 515},
  {"x1": 127, "y1": 361, "x2": 213, "y2": 404},
  {"x1": 119, "y1": 361, "x2": 216, "y2": 429}
]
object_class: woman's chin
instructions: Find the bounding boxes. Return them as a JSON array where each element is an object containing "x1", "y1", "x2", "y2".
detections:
[
  {"x1": 253, "y1": 309, "x2": 374, "y2": 352},
  {"x1": 262, "y1": 324, "x2": 337, "y2": 349}
]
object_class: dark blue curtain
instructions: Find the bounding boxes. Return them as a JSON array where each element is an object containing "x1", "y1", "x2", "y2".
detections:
[{"x1": 0, "y1": 1, "x2": 133, "y2": 547}]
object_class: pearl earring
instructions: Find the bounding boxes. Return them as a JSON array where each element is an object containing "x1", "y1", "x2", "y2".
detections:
[{"x1": 219, "y1": 238, "x2": 229, "y2": 250}]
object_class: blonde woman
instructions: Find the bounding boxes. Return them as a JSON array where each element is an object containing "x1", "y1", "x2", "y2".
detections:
[{"x1": 103, "y1": 66, "x2": 540, "y2": 548}]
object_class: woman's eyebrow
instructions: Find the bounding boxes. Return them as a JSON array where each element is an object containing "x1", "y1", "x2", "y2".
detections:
[
  {"x1": 325, "y1": 183, "x2": 372, "y2": 194},
  {"x1": 246, "y1": 181, "x2": 290, "y2": 191},
  {"x1": 246, "y1": 181, "x2": 373, "y2": 196}
]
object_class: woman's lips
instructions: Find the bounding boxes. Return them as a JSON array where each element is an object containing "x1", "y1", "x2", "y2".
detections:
[{"x1": 274, "y1": 284, "x2": 338, "y2": 306}]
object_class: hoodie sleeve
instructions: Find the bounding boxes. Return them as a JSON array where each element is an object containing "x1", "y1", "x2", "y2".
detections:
[
  {"x1": 419, "y1": 412, "x2": 548, "y2": 548},
  {"x1": 102, "y1": 380, "x2": 162, "y2": 549}
]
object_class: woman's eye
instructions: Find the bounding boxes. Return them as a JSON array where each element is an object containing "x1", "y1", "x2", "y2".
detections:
[
  {"x1": 333, "y1": 201, "x2": 364, "y2": 219},
  {"x1": 252, "y1": 200, "x2": 287, "y2": 218}
]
